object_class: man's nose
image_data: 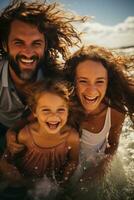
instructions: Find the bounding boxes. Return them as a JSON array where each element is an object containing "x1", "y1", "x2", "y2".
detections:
[{"x1": 21, "y1": 45, "x2": 34, "y2": 56}]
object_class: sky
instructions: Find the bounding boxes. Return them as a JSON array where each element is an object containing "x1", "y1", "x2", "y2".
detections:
[{"x1": 0, "y1": 0, "x2": 134, "y2": 48}]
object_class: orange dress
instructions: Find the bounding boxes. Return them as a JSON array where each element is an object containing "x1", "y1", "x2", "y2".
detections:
[{"x1": 16, "y1": 126, "x2": 70, "y2": 179}]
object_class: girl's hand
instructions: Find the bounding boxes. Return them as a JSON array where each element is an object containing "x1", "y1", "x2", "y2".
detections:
[{"x1": 6, "y1": 130, "x2": 25, "y2": 155}]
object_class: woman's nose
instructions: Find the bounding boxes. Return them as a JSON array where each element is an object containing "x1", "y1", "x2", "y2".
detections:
[{"x1": 85, "y1": 84, "x2": 97, "y2": 94}]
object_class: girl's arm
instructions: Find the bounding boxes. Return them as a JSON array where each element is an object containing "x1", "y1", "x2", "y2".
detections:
[
  {"x1": 62, "y1": 129, "x2": 80, "y2": 184},
  {"x1": 6, "y1": 113, "x2": 35, "y2": 155},
  {"x1": 80, "y1": 109, "x2": 125, "y2": 182}
]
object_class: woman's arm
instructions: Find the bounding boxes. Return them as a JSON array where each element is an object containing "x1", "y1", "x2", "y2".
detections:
[
  {"x1": 80, "y1": 109, "x2": 125, "y2": 182},
  {"x1": 105, "y1": 109, "x2": 125, "y2": 155}
]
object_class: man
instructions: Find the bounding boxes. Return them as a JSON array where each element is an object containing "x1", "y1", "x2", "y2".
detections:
[{"x1": 0, "y1": 0, "x2": 83, "y2": 154}]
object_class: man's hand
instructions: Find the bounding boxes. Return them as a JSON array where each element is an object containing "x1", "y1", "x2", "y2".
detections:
[{"x1": 6, "y1": 129, "x2": 25, "y2": 155}]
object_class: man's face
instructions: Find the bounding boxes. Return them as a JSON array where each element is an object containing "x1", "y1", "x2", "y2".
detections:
[{"x1": 7, "y1": 20, "x2": 45, "y2": 81}]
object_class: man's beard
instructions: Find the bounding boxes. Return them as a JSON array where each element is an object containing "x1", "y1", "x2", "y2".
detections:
[{"x1": 8, "y1": 54, "x2": 45, "y2": 82}]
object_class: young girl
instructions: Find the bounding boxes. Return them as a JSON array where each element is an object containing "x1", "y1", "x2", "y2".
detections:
[
  {"x1": 65, "y1": 45, "x2": 134, "y2": 181},
  {"x1": 2, "y1": 78, "x2": 79, "y2": 184}
]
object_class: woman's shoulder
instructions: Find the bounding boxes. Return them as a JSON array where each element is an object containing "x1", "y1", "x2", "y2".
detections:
[{"x1": 110, "y1": 107, "x2": 125, "y2": 127}]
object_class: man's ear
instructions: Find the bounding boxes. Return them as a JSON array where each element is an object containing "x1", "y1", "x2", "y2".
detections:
[
  {"x1": 44, "y1": 37, "x2": 48, "y2": 52},
  {"x1": 2, "y1": 42, "x2": 7, "y2": 52}
]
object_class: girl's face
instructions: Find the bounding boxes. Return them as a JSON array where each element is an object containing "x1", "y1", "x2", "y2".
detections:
[
  {"x1": 76, "y1": 60, "x2": 108, "y2": 114},
  {"x1": 34, "y1": 92, "x2": 69, "y2": 134}
]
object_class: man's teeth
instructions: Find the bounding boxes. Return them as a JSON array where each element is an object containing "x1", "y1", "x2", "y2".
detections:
[{"x1": 21, "y1": 58, "x2": 34, "y2": 63}]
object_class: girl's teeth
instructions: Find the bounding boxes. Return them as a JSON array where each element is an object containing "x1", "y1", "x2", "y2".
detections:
[{"x1": 47, "y1": 122, "x2": 60, "y2": 129}]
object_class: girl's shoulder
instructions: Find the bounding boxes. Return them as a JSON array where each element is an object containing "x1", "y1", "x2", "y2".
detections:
[
  {"x1": 18, "y1": 122, "x2": 37, "y2": 144},
  {"x1": 111, "y1": 107, "x2": 125, "y2": 127},
  {"x1": 65, "y1": 127, "x2": 80, "y2": 145}
]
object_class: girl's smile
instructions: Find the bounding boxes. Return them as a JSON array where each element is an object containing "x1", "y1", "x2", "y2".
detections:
[{"x1": 34, "y1": 92, "x2": 69, "y2": 135}]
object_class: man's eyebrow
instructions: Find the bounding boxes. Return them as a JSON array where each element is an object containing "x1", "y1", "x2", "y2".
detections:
[
  {"x1": 12, "y1": 38, "x2": 23, "y2": 41},
  {"x1": 32, "y1": 39, "x2": 44, "y2": 43},
  {"x1": 77, "y1": 77, "x2": 88, "y2": 79}
]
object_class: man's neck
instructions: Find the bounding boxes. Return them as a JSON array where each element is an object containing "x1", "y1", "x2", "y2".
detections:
[{"x1": 9, "y1": 66, "x2": 27, "y2": 88}]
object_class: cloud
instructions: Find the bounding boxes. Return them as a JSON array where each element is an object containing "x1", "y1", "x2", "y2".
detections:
[{"x1": 75, "y1": 16, "x2": 134, "y2": 48}]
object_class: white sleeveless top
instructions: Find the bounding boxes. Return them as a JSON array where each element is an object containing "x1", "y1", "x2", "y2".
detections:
[{"x1": 80, "y1": 107, "x2": 111, "y2": 161}]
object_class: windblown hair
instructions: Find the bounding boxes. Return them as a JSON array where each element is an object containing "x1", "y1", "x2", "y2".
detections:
[
  {"x1": 65, "y1": 45, "x2": 134, "y2": 124},
  {"x1": 0, "y1": 0, "x2": 86, "y2": 67},
  {"x1": 24, "y1": 73, "x2": 80, "y2": 129}
]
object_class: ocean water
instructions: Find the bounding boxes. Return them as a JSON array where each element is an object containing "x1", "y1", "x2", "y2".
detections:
[
  {"x1": 61, "y1": 117, "x2": 134, "y2": 200},
  {"x1": 0, "y1": 118, "x2": 133, "y2": 200}
]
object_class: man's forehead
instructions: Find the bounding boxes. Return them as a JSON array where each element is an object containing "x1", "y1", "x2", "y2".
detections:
[{"x1": 9, "y1": 20, "x2": 45, "y2": 40}]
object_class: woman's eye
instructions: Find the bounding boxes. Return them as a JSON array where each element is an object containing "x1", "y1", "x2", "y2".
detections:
[
  {"x1": 78, "y1": 80, "x2": 87, "y2": 84},
  {"x1": 96, "y1": 80, "x2": 105, "y2": 84}
]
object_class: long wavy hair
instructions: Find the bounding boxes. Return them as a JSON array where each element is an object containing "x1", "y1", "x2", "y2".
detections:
[
  {"x1": 65, "y1": 45, "x2": 134, "y2": 124},
  {"x1": 0, "y1": 0, "x2": 86, "y2": 68}
]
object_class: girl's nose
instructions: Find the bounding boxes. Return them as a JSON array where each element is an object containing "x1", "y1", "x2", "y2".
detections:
[{"x1": 48, "y1": 113, "x2": 59, "y2": 120}]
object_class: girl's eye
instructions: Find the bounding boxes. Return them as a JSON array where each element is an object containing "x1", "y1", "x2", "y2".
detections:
[
  {"x1": 57, "y1": 108, "x2": 66, "y2": 113},
  {"x1": 42, "y1": 109, "x2": 50, "y2": 113}
]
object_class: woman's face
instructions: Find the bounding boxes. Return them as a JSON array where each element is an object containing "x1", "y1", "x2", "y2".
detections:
[{"x1": 76, "y1": 60, "x2": 108, "y2": 114}]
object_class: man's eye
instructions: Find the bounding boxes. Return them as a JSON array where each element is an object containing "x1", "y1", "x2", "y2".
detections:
[
  {"x1": 14, "y1": 41, "x2": 23, "y2": 46},
  {"x1": 33, "y1": 42, "x2": 42, "y2": 47}
]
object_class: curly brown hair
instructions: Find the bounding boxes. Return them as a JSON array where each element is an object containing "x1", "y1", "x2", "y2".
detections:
[
  {"x1": 65, "y1": 45, "x2": 134, "y2": 124},
  {"x1": 23, "y1": 73, "x2": 81, "y2": 129},
  {"x1": 0, "y1": 0, "x2": 86, "y2": 67}
]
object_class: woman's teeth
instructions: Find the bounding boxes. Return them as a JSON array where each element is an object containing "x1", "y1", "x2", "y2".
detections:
[{"x1": 84, "y1": 95, "x2": 98, "y2": 102}]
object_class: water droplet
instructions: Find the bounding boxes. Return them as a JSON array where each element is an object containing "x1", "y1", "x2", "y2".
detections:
[{"x1": 34, "y1": 166, "x2": 38, "y2": 170}]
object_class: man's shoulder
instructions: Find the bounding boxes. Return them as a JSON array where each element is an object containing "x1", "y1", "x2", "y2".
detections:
[{"x1": 0, "y1": 59, "x2": 7, "y2": 74}]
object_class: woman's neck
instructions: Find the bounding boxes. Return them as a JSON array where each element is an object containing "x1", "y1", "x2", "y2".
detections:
[{"x1": 86, "y1": 103, "x2": 107, "y2": 118}]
